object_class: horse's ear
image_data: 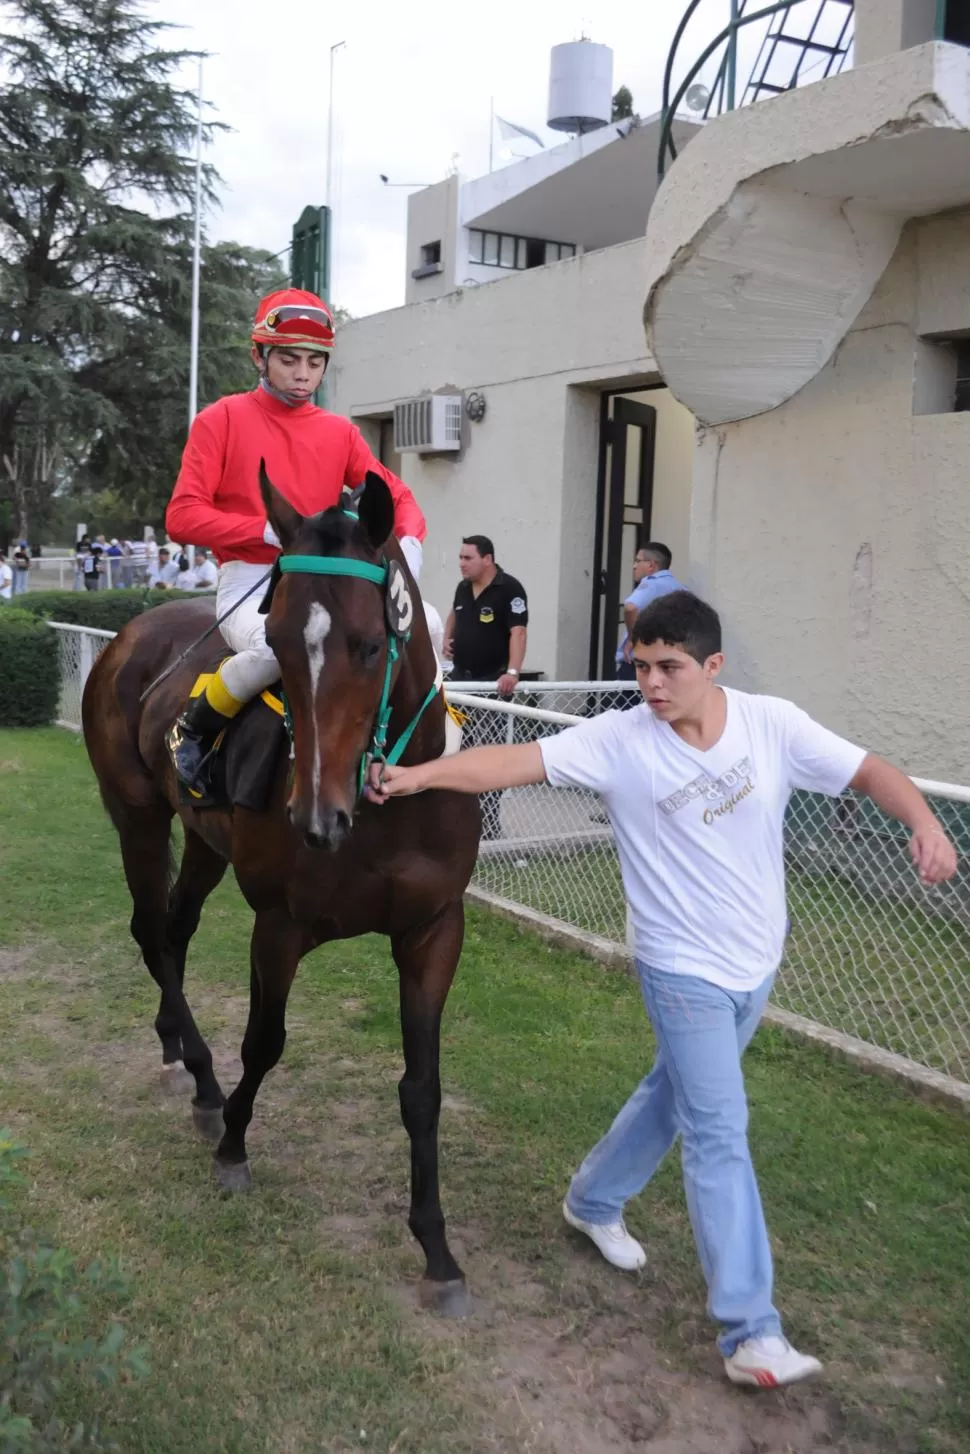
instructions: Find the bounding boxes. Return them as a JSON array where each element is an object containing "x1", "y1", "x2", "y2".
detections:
[
  {"x1": 259, "y1": 459, "x2": 303, "y2": 548},
  {"x1": 357, "y1": 471, "x2": 394, "y2": 550}
]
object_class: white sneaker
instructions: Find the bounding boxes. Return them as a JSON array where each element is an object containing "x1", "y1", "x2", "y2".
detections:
[
  {"x1": 724, "y1": 1335, "x2": 823, "y2": 1388},
  {"x1": 562, "y1": 1198, "x2": 646, "y2": 1271}
]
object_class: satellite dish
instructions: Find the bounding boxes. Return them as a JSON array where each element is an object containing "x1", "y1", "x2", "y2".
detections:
[{"x1": 685, "y1": 83, "x2": 710, "y2": 113}]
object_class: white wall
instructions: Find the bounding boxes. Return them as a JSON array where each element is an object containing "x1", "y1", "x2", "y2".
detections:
[
  {"x1": 691, "y1": 210, "x2": 970, "y2": 782},
  {"x1": 330, "y1": 240, "x2": 696, "y2": 678}
]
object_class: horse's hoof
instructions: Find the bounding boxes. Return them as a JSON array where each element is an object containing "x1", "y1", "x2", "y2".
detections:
[
  {"x1": 419, "y1": 1278, "x2": 472, "y2": 1318},
  {"x1": 160, "y1": 1059, "x2": 194, "y2": 1096},
  {"x1": 191, "y1": 1102, "x2": 225, "y2": 1143},
  {"x1": 212, "y1": 1157, "x2": 253, "y2": 1194}
]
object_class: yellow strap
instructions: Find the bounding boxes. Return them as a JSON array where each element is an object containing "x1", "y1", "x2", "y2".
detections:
[
  {"x1": 442, "y1": 689, "x2": 467, "y2": 728},
  {"x1": 189, "y1": 672, "x2": 214, "y2": 699},
  {"x1": 260, "y1": 690, "x2": 285, "y2": 718}
]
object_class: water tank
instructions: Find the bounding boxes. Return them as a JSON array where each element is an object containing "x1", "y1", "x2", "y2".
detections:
[{"x1": 547, "y1": 40, "x2": 613, "y2": 134}]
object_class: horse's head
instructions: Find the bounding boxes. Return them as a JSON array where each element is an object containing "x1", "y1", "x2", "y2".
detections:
[{"x1": 259, "y1": 462, "x2": 413, "y2": 851}]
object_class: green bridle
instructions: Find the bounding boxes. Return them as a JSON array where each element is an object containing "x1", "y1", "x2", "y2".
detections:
[{"x1": 277, "y1": 546, "x2": 439, "y2": 795}]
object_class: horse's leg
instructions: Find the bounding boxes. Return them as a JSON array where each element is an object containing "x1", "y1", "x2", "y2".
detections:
[
  {"x1": 392, "y1": 899, "x2": 469, "y2": 1317},
  {"x1": 116, "y1": 805, "x2": 225, "y2": 1121},
  {"x1": 159, "y1": 829, "x2": 229, "y2": 1094},
  {"x1": 212, "y1": 908, "x2": 304, "y2": 1193}
]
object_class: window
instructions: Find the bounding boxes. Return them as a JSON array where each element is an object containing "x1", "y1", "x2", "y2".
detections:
[
  {"x1": 410, "y1": 238, "x2": 443, "y2": 281},
  {"x1": 468, "y1": 228, "x2": 577, "y2": 271}
]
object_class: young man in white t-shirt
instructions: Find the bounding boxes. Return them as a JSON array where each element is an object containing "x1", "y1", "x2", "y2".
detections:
[{"x1": 367, "y1": 591, "x2": 957, "y2": 1388}]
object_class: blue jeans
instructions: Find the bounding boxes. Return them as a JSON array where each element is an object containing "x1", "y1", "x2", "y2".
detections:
[{"x1": 567, "y1": 962, "x2": 780, "y2": 1355}]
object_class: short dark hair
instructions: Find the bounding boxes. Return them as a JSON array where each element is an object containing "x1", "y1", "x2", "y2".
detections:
[
  {"x1": 632, "y1": 590, "x2": 721, "y2": 665},
  {"x1": 637, "y1": 541, "x2": 672, "y2": 571},
  {"x1": 462, "y1": 534, "x2": 494, "y2": 560}
]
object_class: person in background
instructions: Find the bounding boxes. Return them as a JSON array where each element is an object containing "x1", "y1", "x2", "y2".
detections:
[
  {"x1": 444, "y1": 534, "x2": 528, "y2": 839},
  {"x1": 148, "y1": 547, "x2": 178, "y2": 589},
  {"x1": 366, "y1": 589, "x2": 958, "y2": 1389},
  {"x1": 192, "y1": 547, "x2": 218, "y2": 590},
  {"x1": 616, "y1": 544, "x2": 682, "y2": 683},
  {"x1": 11, "y1": 542, "x2": 30, "y2": 596},
  {"x1": 0, "y1": 551, "x2": 12, "y2": 602},
  {"x1": 175, "y1": 554, "x2": 197, "y2": 591},
  {"x1": 81, "y1": 542, "x2": 102, "y2": 592},
  {"x1": 104, "y1": 537, "x2": 123, "y2": 588}
]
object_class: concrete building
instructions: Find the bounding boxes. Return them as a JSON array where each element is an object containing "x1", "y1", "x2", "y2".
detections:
[
  {"x1": 646, "y1": 0, "x2": 970, "y2": 781},
  {"x1": 332, "y1": 1, "x2": 970, "y2": 780},
  {"x1": 331, "y1": 99, "x2": 702, "y2": 681}
]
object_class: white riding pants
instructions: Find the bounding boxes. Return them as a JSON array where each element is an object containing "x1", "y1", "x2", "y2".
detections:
[{"x1": 215, "y1": 538, "x2": 426, "y2": 704}]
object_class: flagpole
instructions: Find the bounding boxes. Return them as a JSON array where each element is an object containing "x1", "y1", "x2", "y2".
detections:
[
  {"x1": 188, "y1": 56, "x2": 203, "y2": 431},
  {"x1": 489, "y1": 95, "x2": 494, "y2": 173}
]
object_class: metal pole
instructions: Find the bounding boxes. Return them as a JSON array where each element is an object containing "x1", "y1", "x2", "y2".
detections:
[
  {"x1": 326, "y1": 41, "x2": 346, "y2": 208},
  {"x1": 188, "y1": 57, "x2": 203, "y2": 430},
  {"x1": 727, "y1": 0, "x2": 739, "y2": 112}
]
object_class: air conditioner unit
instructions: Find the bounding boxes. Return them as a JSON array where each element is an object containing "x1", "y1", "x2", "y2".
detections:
[{"x1": 393, "y1": 394, "x2": 462, "y2": 453}]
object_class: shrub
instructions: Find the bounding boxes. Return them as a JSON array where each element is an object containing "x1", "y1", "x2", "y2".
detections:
[
  {"x1": 0, "y1": 610, "x2": 60, "y2": 727},
  {"x1": 14, "y1": 590, "x2": 202, "y2": 635},
  {"x1": 0, "y1": 1132, "x2": 147, "y2": 1452}
]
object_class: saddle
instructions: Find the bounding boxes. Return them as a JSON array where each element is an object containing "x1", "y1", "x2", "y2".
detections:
[
  {"x1": 180, "y1": 671, "x2": 289, "y2": 812},
  {"x1": 179, "y1": 667, "x2": 466, "y2": 813}
]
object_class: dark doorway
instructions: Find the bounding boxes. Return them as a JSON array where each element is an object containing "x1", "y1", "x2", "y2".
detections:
[
  {"x1": 944, "y1": 1, "x2": 970, "y2": 47},
  {"x1": 589, "y1": 394, "x2": 657, "y2": 678}
]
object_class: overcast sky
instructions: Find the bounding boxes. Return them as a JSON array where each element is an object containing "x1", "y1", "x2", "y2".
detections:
[{"x1": 157, "y1": 0, "x2": 712, "y2": 319}]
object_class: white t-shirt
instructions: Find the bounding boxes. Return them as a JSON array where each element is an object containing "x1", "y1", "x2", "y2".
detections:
[
  {"x1": 195, "y1": 558, "x2": 218, "y2": 589},
  {"x1": 0, "y1": 562, "x2": 12, "y2": 600},
  {"x1": 539, "y1": 688, "x2": 867, "y2": 991}
]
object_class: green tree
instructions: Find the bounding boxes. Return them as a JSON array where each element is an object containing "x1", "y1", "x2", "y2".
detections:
[
  {"x1": 0, "y1": 0, "x2": 219, "y2": 542},
  {"x1": 71, "y1": 239, "x2": 287, "y2": 528},
  {"x1": 611, "y1": 85, "x2": 635, "y2": 121}
]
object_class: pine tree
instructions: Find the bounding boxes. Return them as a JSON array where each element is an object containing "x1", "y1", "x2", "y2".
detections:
[{"x1": 0, "y1": 0, "x2": 217, "y2": 540}]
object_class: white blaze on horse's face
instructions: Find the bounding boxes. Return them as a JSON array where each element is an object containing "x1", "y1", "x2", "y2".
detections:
[{"x1": 303, "y1": 602, "x2": 332, "y2": 833}]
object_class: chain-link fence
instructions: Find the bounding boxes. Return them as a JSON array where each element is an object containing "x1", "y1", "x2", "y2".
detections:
[
  {"x1": 48, "y1": 622, "x2": 115, "y2": 730},
  {"x1": 451, "y1": 691, "x2": 970, "y2": 1087},
  {"x1": 47, "y1": 624, "x2": 970, "y2": 1088}
]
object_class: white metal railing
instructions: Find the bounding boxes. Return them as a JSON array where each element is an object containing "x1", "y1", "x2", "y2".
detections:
[
  {"x1": 48, "y1": 621, "x2": 116, "y2": 729},
  {"x1": 47, "y1": 622, "x2": 970, "y2": 1090}
]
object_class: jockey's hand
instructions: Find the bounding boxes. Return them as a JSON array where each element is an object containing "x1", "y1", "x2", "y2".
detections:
[
  {"x1": 910, "y1": 825, "x2": 958, "y2": 885},
  {"x1": 443, "y1": 637, "x2": 454, "y2": 660},
  {"x1": 363, "y1": 762, "x2": 426, "y2": 803}
]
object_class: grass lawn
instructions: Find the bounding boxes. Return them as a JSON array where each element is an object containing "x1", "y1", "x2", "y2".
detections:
[{"x1": 1, "y1": 728, "x2": 968, "y2": 1453}]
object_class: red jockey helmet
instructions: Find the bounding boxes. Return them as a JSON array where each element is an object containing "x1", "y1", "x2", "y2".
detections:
[{"x1": 251, "y1": 289, "x2": 335, "y2": 353}]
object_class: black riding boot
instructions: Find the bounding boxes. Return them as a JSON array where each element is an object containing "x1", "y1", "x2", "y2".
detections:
[{"x1": 167, "y1": 691, "x2": 233, "y2": 791}]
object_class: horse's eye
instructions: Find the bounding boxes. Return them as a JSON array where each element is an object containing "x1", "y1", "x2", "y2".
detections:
[{"x1": 359, "y1": 639, "x2": 383, "y2": 668}]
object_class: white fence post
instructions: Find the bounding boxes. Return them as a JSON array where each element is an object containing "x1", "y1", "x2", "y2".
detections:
[{"x1": 79, "y1": 630, "x2": 93, "y2": 697}]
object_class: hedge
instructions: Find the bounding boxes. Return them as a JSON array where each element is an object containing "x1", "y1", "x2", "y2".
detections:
[
  {"x1": 14, "y1": 588, "x2": 203, "y2": 634},
  {"x1": 0, "y1": 608, "x2": 60, "y2": 726}
]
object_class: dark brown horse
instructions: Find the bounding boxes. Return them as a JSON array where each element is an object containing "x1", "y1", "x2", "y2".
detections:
[{"x1": 83, "y1": 470, "x2": 480, "y2": 1315}]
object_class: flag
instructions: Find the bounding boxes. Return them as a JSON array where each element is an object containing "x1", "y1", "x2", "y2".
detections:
[{"x1": 495, "y1": 116, "x2": 544, "y2": 149}]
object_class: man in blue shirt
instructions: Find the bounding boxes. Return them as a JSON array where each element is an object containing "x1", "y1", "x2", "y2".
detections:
[{"x1": 616, "y1": 544, "x2": 682, "y2": 681}]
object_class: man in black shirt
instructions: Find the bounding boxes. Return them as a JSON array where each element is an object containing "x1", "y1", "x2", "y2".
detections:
[
  {"x1": 445, "y1": 535, "x2": 528, "y2": 839},
  {"x1": 445, "y1": 535, "x2": 528, "y2": 691}
]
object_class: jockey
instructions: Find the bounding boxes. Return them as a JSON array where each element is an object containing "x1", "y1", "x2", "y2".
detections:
[{"x1": 164, "y1": 287, "x2": 426, "y2": 790}]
